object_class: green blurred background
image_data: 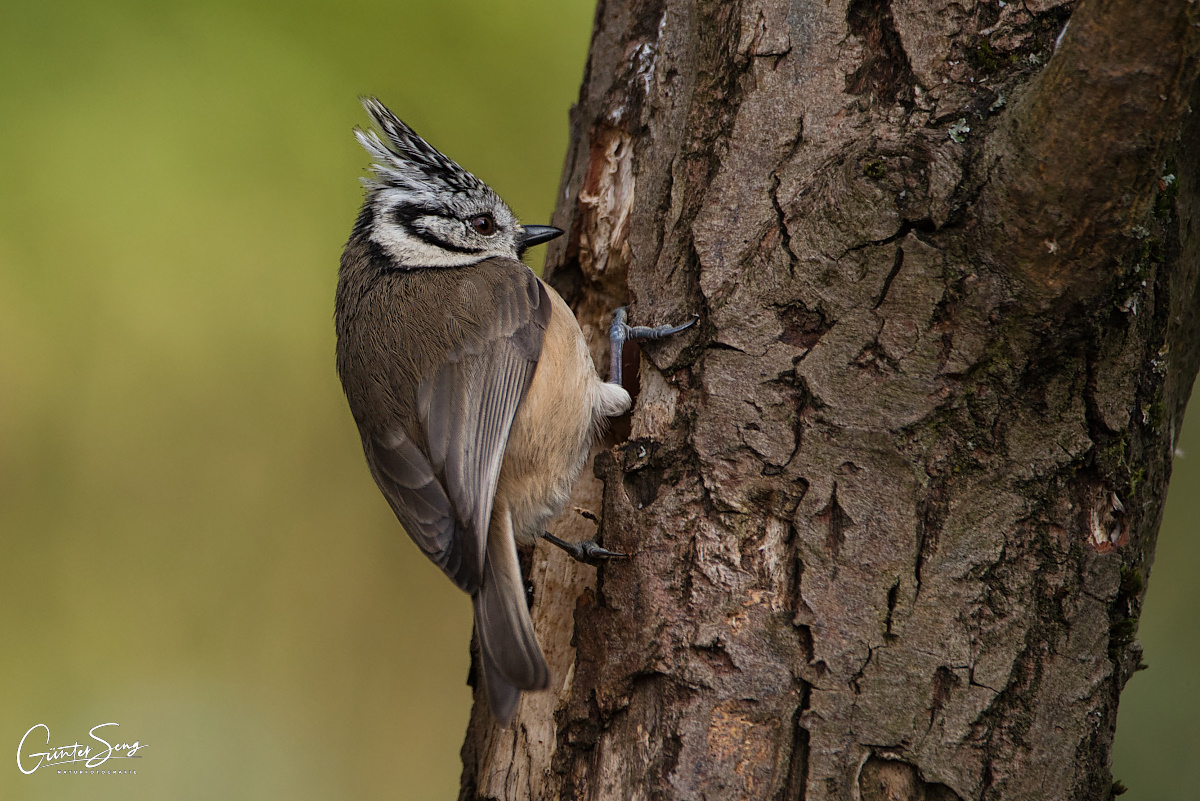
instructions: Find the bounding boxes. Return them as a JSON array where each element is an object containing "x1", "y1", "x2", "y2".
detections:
[{"x1": 0, "y1": 1, "x2": 1194, "y2": 798}]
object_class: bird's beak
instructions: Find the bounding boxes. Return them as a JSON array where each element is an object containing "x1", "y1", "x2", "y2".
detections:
[{"x1": 517, "y1": 225, "x2": 564, "y2": 252}]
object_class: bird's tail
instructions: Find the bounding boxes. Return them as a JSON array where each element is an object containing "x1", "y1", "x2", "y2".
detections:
[{"x1": 473, "y1": 508, "x2": 549, "y2": 723}]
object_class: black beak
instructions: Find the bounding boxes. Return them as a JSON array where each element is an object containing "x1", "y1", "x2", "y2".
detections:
[{"x1": 517, "y1": 225, "x2": 564, "y2": 253}]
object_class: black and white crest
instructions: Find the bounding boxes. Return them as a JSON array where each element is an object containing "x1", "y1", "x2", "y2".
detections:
[{"x1": 356, "y1": 97, "x2": 493, "y2": 205}]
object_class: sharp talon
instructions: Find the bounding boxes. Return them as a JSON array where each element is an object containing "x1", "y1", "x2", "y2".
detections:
[
  {"x1": 608, "y1": 308, "x2": 697, "y2": 385},
  {"x1": 543, "y1": 532, "x2": 628, "y2": 566}
]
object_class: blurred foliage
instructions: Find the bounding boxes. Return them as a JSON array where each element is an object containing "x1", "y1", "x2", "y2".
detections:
[
  {"x1": 0, "y1": 1, "x2": 592, "y2": 799},
  {"x1": 0, "y1": 1, "x2": 1195, "y2": 799}
]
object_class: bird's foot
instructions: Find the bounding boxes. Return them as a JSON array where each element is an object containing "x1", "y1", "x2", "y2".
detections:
[
  {"x1": 609, "y1": 307, "x2": 698, "y2": 385},
  {"x1": 543, "y1": 532, "x2": 628, "y2": 565}
]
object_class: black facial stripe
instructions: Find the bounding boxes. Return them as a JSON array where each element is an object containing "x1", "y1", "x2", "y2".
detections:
[
  {"x1": 366, "y1": 238, "x2": 401, "y2": 272},
  {"x1": 351, "y1": 204, "x2": 376, "y2": 238},
  {"x1": 389, "y1": 202, "x2": 486, "y2": 255},
  {"x1": 390, "y1": 203, "x2": 444, "y2": 227},
  {"x1": 407, "y1": 226, "x2": 484, "y2": 254}
]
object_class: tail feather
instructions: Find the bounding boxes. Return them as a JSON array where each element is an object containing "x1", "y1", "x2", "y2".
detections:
[
  {"x1": 478, "y1": 644, "x2": 522, "y2": 724},
  {"x1": 473, "y1": 509, "x2": 549, "y2": 718}
]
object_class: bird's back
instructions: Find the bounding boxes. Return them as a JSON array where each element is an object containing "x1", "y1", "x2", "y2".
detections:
[{"x1": 335, "y1": 225, "x2": 543, "y2": 447}]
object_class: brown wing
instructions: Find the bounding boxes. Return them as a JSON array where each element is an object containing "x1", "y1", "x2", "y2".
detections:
[{"x1": 366, "y1": 265, "x2": 550, "y2": 594}]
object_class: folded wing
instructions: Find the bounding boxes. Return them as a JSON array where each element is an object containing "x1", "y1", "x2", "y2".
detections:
[{"x1": 367, "y1": 262, "x2": 550, "y2": 596}]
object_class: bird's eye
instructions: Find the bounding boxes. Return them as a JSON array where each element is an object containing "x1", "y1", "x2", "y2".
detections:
[{"x1": 470, "y1": 215, "x2": 496, "y2": 236}]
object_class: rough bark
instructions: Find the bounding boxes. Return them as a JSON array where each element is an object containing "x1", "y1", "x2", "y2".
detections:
[{"x1": 460, "y1": 0, "x2": 1200, "y2": 798}]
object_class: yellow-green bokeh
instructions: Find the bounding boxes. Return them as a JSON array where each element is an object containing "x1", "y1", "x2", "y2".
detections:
[
  {"x1": 0, "y1": 1, "x2": 1195, "y2": 799},
  {"x1": 0, "y1": 2, "x2": 593, "y2": 799}
]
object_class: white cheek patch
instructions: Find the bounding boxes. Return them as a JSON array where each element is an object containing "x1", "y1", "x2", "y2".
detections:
[{"x1": 370, "y1": 223, "x2": 483, "y2": 268}]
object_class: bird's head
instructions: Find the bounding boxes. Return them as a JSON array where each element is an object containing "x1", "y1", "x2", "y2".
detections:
[{"x1": 354, "y1": 97, "x2": 561, "y2": 269}]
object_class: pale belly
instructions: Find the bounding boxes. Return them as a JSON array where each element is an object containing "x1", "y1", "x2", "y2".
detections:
[{"x1": 492, "y1": 283, "x2": 628, "y2": 546}]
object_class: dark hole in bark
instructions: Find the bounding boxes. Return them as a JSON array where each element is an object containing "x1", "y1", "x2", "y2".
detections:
[
  {"x1": 623, "y1": 463, "x2": 666, "y2": 510},
  {"x1": 778, "y1": 302, "x2": 832, "y2": 349},
  {"x1": 845, "y1": 0, "x2": 918, "y2": 105}
]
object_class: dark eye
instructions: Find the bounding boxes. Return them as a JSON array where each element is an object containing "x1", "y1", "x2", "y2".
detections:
[{"x1": 470, "y1": 214, "x2": 496, "y2": 236}]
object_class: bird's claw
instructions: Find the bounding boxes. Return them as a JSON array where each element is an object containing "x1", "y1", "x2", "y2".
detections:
[
  {"x1": 543, "y1": 532, "x2": 628, "y2": 565},
  {"x1": 609, "y1": 308, "x2": 699, "y2": 385}
]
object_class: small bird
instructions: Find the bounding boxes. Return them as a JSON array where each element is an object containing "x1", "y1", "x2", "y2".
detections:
[{"x1": 335, "y1": 98, "x2": 694, "y2": 722}]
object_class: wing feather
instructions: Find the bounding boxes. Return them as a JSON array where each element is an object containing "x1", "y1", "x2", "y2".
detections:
[
  {"x1": 368, "y1": 432, "x2": 473, "y2": 587},
  {"x1": 367, "y1": 264, "x2": 550, "y2": 594}
]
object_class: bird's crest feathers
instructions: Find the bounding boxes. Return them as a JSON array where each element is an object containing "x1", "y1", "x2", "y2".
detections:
[{"x1": 355, "y1": 97, "x2": 490, "y2": 203}]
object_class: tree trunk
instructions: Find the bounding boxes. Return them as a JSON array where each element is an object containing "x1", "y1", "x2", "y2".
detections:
[{"x1": 460, "y1": 0, "x2": 1200, "y2": 798}]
